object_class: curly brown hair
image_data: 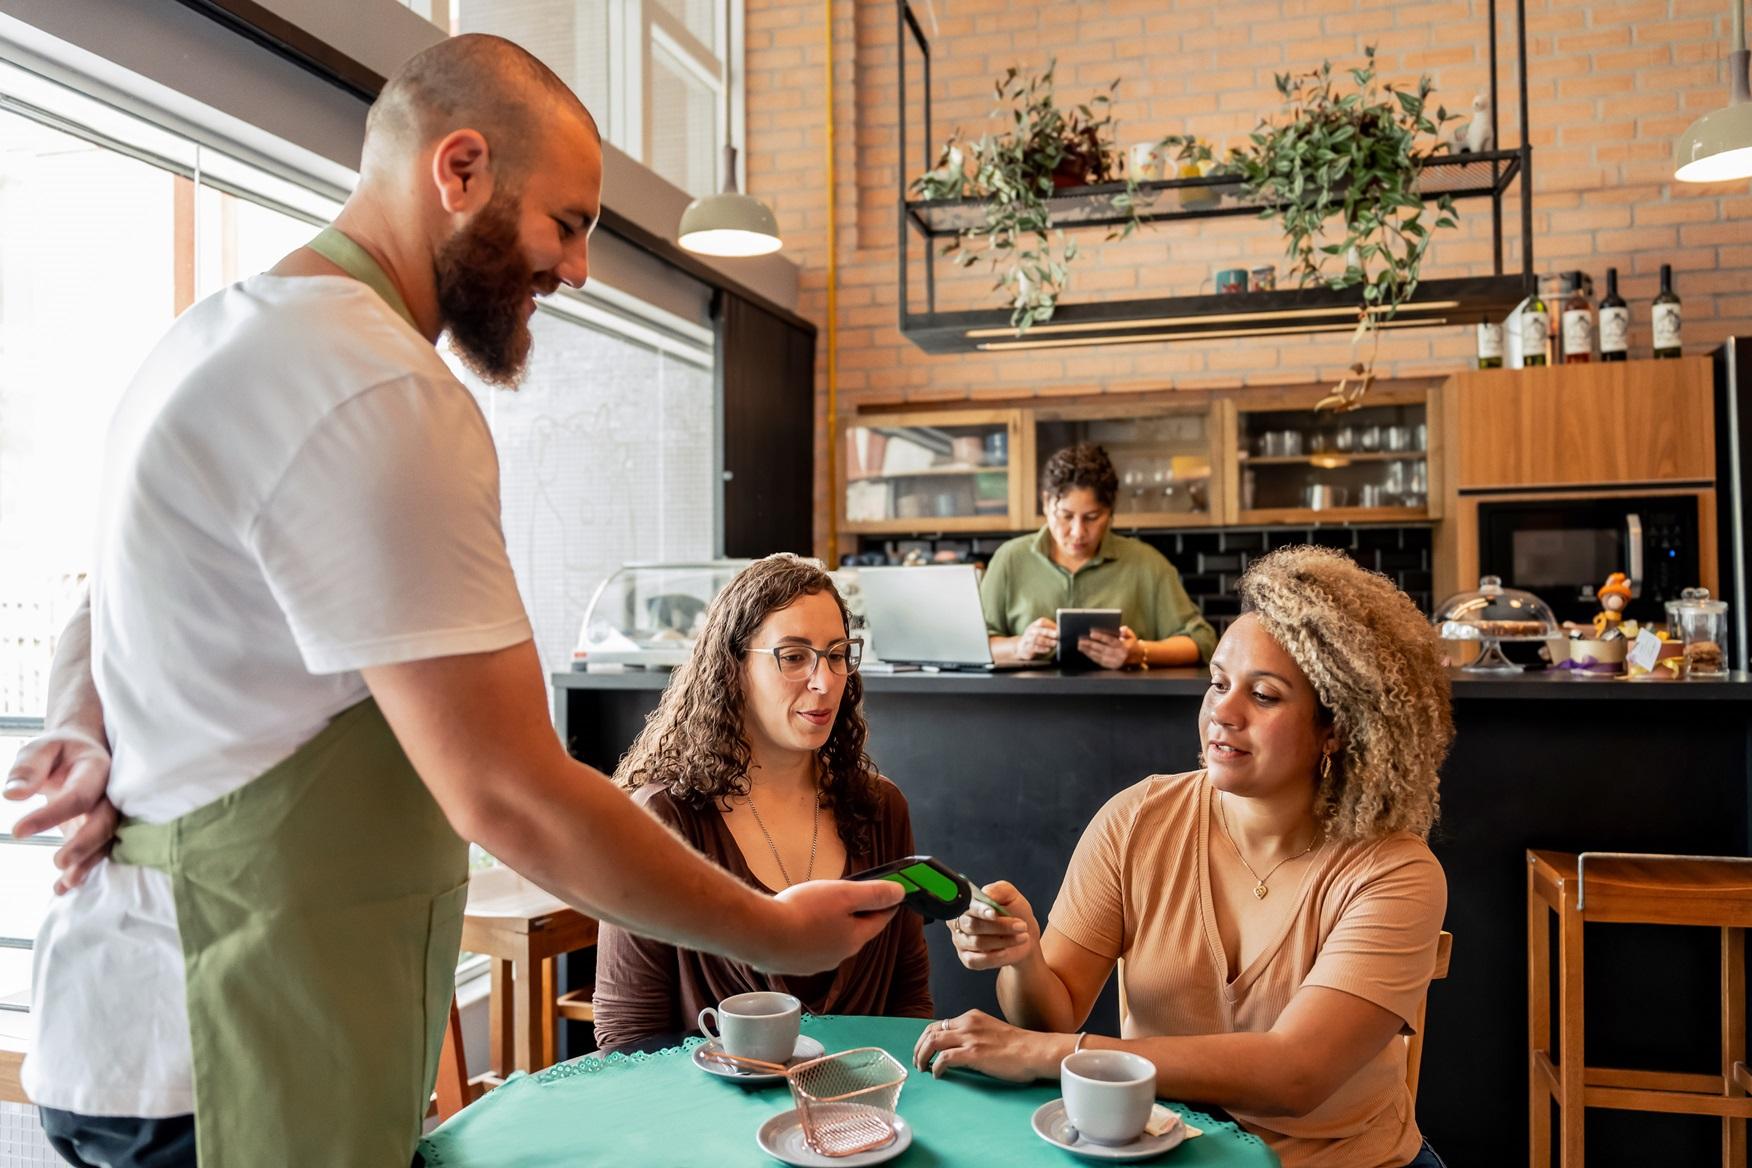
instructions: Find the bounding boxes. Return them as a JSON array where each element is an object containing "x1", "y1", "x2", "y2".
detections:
[
  {"x1": 615, "y1": 554, "x2": 884, "y2": 855},
  {"x1": 1235, "y1": 545, "x2": 1452, "y2": 842},
  {"x1": 1041, "y1": 442, "x2": 1119, "y2": 509}
]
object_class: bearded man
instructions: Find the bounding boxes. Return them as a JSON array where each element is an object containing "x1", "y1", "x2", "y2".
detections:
[{"x1": 7, "y1": 33, "x2": 899, "y2": 1168}]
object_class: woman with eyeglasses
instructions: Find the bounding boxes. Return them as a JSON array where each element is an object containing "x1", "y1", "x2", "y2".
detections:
[{"x1": 591, "y1": 554, "x2": 932, "y2": 1049}]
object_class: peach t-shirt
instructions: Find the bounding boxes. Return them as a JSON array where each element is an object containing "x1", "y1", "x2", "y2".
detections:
[{"x1": 1048, "y1": 771, "x2": 1446, "y2": 1168}]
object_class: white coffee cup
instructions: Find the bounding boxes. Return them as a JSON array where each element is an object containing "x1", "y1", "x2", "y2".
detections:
[
  {"x1": 1061, "y1": 1049, "x2": 1157, "y2": 1146},
  {"x1": 697, "y1": 991, "x2": 802, "y2": 1064}
]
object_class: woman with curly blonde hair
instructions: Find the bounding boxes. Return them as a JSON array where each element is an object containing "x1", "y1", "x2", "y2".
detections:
[
  {"x1": 591, "y1": 554, "x2": 932, "y2": 1050},
  {"x1": 914, "y1": 546, "x2": 1452, "y2": 1168}
]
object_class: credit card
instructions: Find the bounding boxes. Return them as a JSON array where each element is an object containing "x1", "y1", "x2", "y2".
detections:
[{"x1": 968, "y1": 884, "x2": 1012, "y2": 916}]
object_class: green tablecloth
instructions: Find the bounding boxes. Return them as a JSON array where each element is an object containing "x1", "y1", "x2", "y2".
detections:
[{"x1": 420, "y1": 1015, "x2": 1280, "y2": 1167}]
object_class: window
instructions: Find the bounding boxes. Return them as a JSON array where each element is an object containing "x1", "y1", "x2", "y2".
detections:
[
  {"x1": 447, "y1": 0, "x2": 734, "y2": 198},
  {"x1": 0, "y1": 61, "x2": 342, "y2": 1012}
]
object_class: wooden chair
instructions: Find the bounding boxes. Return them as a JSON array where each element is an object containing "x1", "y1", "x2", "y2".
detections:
[
  {"x1": 434, "y1": 997, "x2": 479, "y2": 1122},
  {"x1": 1406, "y1": 929, "x2": 1454, "y2": 1105},
  {"x1": 461, "y1": 865, "x2": 600, "y2": 1075},
  {"x1": 1528, "y1": 849, "x2": 1752, "y2": 1167}
]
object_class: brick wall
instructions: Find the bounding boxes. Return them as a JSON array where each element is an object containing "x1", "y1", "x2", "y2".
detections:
[{"x1": 741, "y1": 0, "x2": 1752, "y2": 556}]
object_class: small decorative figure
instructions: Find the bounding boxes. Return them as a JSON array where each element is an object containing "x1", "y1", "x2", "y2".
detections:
[
  {"x1": 1593, "y1": 572, "x2": 1632, "y2": 638},
  {"x1": 1462, "y1": 93, "x2": 1493, "y2": 154}
]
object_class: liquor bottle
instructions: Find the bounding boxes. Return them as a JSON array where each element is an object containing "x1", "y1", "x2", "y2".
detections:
[
  {"x1": 1652, "y1": 263, "x2": 1682, "y2": 359},
  {"x1": 1598, "y1": 267, "x2": 1628, "y2": 362},
  {"x1": 1521, "y1": 280, "x2": 1550, "y2": 367},
  {"x1": 1560, "y1": 271, "x2": 1593, "y2": 364},
  {"x1": 1476, "y1": 322, "x2": 1504, "y2": 369}
]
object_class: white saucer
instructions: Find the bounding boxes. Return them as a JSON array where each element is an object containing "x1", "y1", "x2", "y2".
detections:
[
  {"x1": 755, "y1": 1106, "x2": 912, "y2": 1167},
  {"x1": 693, "y1": 1035, "x2": 827, "y2": 1083},
  {"x1": 1030, "y1": 1099, "x2": 1186, "y2": 1161}
]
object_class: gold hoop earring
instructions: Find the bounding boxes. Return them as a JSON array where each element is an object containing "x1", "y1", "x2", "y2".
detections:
[{"x1": 1319, "y1": 749, "x2": 1335, "y2": 783}]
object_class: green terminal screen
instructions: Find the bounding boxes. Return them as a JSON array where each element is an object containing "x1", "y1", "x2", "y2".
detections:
[{"x1": 885, "y1": 863, "x2": 960, "y2": 902}]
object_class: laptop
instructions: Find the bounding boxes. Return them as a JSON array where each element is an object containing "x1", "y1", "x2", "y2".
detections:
[{"x1": 856, "y1": 565, "x2": 1035, "y2": 671}]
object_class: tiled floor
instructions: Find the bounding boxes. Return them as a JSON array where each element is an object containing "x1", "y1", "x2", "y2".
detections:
[{"x1": 0, "y1": 1103, "x2": 54, "y2": 1168}]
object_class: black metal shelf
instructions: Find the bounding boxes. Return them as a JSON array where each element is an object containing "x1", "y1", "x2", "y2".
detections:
[
  {"x1": 895, "y1": 0, "x2": 1535, "y2": 354},
  {"x1": 905, "y1": 150, "x2": 1526, "y2": 238}
]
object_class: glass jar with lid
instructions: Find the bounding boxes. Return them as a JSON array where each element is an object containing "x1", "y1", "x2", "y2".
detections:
[
  {"x1": 1432, "y1": 575, "x2": 1561, "y2": 673},
  {"x1": 1674, "y1": 593, "x2": 1730, "y2": 678}
]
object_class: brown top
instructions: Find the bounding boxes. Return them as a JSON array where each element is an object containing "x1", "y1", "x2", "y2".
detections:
[
  {"x1": 1049, "y1": 771, "x2": 1446, "y2": 1168},
  {"x1": 591, "y1": 777, "x2": 934, "y2": 1050}
]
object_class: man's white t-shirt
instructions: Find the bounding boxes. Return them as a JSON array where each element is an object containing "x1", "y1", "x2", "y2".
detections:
[{"x1": 24, "y1": 274, "x2": 533, "y2": 1116}]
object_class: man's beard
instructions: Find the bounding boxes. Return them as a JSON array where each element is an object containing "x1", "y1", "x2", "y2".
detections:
[{"x1": 434, "y1": 187, "x2": 535, "y2": 388}]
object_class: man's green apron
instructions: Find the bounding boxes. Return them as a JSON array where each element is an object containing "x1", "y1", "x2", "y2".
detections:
[{"x1": 111, "y1": 228, "x2": 469, "y2": 1166}]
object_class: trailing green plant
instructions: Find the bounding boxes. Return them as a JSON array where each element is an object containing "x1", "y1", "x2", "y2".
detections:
[
  {"x1": 910, "y1": 62, "x2": 1148, "y2": 332},
  {"x1": 1222, "y1": 48, "x2": 1460, "y2": 408}
]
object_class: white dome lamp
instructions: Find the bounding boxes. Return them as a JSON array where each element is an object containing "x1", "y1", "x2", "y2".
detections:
[
  {"x1": 678, "y1": 143, "x2": 783, "y2": 256},
  {"x1": 1675, "y1": 0, "x2": 1752, "y2": 182}
]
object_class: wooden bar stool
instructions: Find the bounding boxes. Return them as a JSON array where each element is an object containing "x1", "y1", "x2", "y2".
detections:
[
  {"x1": 461, "y1": 865, "x2": 600, "y2": 1075},
  {"x1": 1528, "y1": 849, "x2": 1752, "y2": 1167}
]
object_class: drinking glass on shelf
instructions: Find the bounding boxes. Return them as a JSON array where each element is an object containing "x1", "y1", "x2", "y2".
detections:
[
  {"x1": 1359, "y1": 425, "x2": 1382, "y2": 452},
  {"x1": 1385, "y1": 425, "x2": 1411, "y2": 452},
  {"x1": 1335, "y1": 426, "x2": 1356, "y2": 452},
  {"x1": 1413, "y1": 422, "x2": 1428, "y2": 451}
]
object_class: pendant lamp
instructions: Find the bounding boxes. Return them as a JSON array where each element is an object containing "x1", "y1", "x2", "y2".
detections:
[
  {"x1": 679, "y1": 143, "x2": 782, "y2": 256},
  {"x1": 1674, "y1": 0, "x2": 1752, "y2": 182},
  {"x1": 678, "y1": 0, "x2": 782, "y2": 257}
]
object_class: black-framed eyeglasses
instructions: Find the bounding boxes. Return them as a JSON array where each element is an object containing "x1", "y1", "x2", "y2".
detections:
[{"x1": 743, "y1": 638, "x2": 864, "y2": 680}]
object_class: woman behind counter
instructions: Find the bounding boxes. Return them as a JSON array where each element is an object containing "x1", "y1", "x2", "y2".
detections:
[
  {"x1": 922, "y1": 546, "x2": 1452, "y2": 1168},
  {"x1": 982, "y1": 442, "x2": 1216, "y2": 668},
  {"x1": 591, "y1": 554, "x2": 932, "y2": 1049}
]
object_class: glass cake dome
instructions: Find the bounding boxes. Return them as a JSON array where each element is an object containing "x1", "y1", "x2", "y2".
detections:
[{"x1": 1432, "y1": 575, "x2": 1561, "y2": 673}]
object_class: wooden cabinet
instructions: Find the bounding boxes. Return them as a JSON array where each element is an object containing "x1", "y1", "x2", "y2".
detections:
[
  {"x1": 1444, "y1": 357, "x2": 1715, "y2": 489},
  {"x1": 1230, "y1": 385, "x2": 1442, "y2": 525},
  {"x1": 841, "y1": 409, "x2": 1025, "y2": 534},
  {"x1": 1026, "y1": 403, "x2": 1224, "y2": 529}
]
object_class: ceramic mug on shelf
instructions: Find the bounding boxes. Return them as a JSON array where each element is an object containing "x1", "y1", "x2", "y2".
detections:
[
  {"x1": 1128, "y1": 141, "x2": 1164, "y2": 182},
  {"x1": 1250, "y1": 265, "x2": 1276, "y2": 292},
  {"x1": 1215, "y1": 268, "x2": 1249, "y2": 295}
]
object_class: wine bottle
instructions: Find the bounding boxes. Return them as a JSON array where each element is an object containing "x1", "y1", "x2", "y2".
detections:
[
  {"x1": 1521, "y1": 282, "x2": 1550, "y2": 367},
  {"x1": 1652, "y1": 263, "x2": 1682, "y2": 359},
  {"x1": 1561, "y1": 271, "x2": 1593, "y2": 364},
  {"x1": 1598, "y1": 267, "x2": 1628, "y2": 362},
  {"x1": 1477, "y1": 322, "x2": 1504, "y2": 369}
]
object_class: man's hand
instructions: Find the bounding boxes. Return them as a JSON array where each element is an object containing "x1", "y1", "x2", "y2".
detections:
[
  {"x1": 1017, "y1": 617, "x2": 1059, "y2": 660},
  {"x1": 1077, "y1": 625, "x2": 1139, "y2": 671},
  {"x1": 5, "y1": 730, "x2": 118, "y2": 893},
  {"x1": 755, "y1": 878, "x2": 906, "y2": 974}
]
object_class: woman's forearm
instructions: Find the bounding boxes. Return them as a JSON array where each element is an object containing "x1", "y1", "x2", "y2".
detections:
[
  {"x1": 1144, "y1": 635, "x2": 1202, "y2": 667},
  {"x1": 1084, "y1": 1030, "x2": 1316, "y2": 1117},
  {"x1": 996, "y1": 953, "x2": 1081, "y2": 1033}
]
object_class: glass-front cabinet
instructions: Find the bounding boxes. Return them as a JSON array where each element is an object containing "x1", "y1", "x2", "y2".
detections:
[
  {"x1": 842, "y1": 409, "x2": 1024, "y2": 533},
  {"x1": 1029, "y1": 405, "x2": 1221, "y2": 528},
  {"x1": 1233, "y1": 390, "x2": 1438, "y2": 524}
]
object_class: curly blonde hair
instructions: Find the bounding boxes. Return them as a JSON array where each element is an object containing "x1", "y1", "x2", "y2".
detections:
[
  {"x1": 1235, "y1": 545, "x2": 1451, "y2": 842},
  {"x1": 615, "y1": 554, "x2": 884, "y2": 855}
]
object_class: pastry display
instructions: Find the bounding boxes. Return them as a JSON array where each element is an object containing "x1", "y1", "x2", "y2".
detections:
[{"x1": 1432, "y1": 576, "x2": 1561, "y2": 673}]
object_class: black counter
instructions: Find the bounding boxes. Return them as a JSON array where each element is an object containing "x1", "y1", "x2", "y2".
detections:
[{"x1": 554, "y1": 666, "x2": 1752, "y2": 1166}]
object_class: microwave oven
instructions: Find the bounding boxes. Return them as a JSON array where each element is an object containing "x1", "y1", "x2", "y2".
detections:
[{"x1": 1475, "y1": 495, "x2": 1700, "y2": 626}]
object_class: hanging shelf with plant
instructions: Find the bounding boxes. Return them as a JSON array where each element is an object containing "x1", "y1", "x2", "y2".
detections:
[{"x1": 893, "y1": 0, "x2": 1534, "y2": 370}]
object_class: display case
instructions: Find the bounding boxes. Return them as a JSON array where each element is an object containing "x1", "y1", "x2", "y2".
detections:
[
  {"x1": 1028, "y1": 404, "x2": 1222, "y2": 529},
  {"x1": 1232, "y1": 389, "x2": 1439, "y2": 525},
  {"x1": 842, "y1": 409, "x2": 1024, "y2": 533},
  {"x1": 573, "y1": 561, "x2": 751, "y2": 668}
]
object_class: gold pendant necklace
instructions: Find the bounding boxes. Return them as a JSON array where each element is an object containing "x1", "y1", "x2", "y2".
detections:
[{"x1": 1217, "y1": 792, "x2": 1316, "y2": 900}]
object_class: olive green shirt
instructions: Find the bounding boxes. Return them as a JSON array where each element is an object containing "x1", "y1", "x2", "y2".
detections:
[{"x1": 980, "y1": 528, "x2": 1218, "y2": 662}]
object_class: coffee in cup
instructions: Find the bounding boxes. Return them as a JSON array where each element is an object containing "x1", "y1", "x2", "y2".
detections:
[
  {"x1": 1061, "y1": 1049, "x2": 1157, "y2": 1146},
  {"x1": 697, "y1": 991, "x2": 802, "y2": 1064}
]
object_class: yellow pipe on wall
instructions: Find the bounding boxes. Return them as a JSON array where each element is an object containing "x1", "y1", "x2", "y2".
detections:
[{"x1": 822, "y1": 0, "x2": 839, "y2": 561}]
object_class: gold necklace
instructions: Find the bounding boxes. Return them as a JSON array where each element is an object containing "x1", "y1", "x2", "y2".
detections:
[
  {"x1": 1217, "y1": 792, "x2": 1316, "y2": 900},
  {"x1": 744, "y1": 788, "x2": 818, "y2": 887}
]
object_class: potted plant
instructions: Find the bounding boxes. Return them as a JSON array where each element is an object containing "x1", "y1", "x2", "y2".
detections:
[
  {"x1": 910, "y1": 62, "x2": 1149, "y2": 333},
  {"x1": 1222, "y1": 48, "x2": 1461, "y2": 409}
]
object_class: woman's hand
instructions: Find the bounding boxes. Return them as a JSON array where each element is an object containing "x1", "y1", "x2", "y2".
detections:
[
  {"x1": 911, "y1": 1009, "x2": 1067, "y2": 1082},
  {"x1": 1017, "y1": 618, "x2": 1059, "y2": 660},
  {"x1": 1078, "y1": 625, "x2": 1139, "y2": 671},
  {"x1": 947, "y1": 880, "x2": 1039, "y2": 971}
]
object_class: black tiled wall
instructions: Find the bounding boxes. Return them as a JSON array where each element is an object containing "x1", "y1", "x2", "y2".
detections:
[{"x1": 853, "y1": 525, "x2": 1435, "y2": 629}]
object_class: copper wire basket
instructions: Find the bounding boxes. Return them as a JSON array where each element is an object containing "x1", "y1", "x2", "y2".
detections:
[{"x1": 785, "y1": 1047, "x2": 907, "y2": 1157}]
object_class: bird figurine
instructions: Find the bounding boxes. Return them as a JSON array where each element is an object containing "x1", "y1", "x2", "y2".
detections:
[{"x1": 1462, "y1": 93, "x2": 1493, "y2": 154}]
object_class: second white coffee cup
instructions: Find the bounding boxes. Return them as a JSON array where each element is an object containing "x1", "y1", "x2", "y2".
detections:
[
  {"x1": 697, "y1": 991, "x2": 802, "y2": 1064},
  {"x1": 1061, "y1": 1048, "x2": 1157, "y2": 1146}
]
